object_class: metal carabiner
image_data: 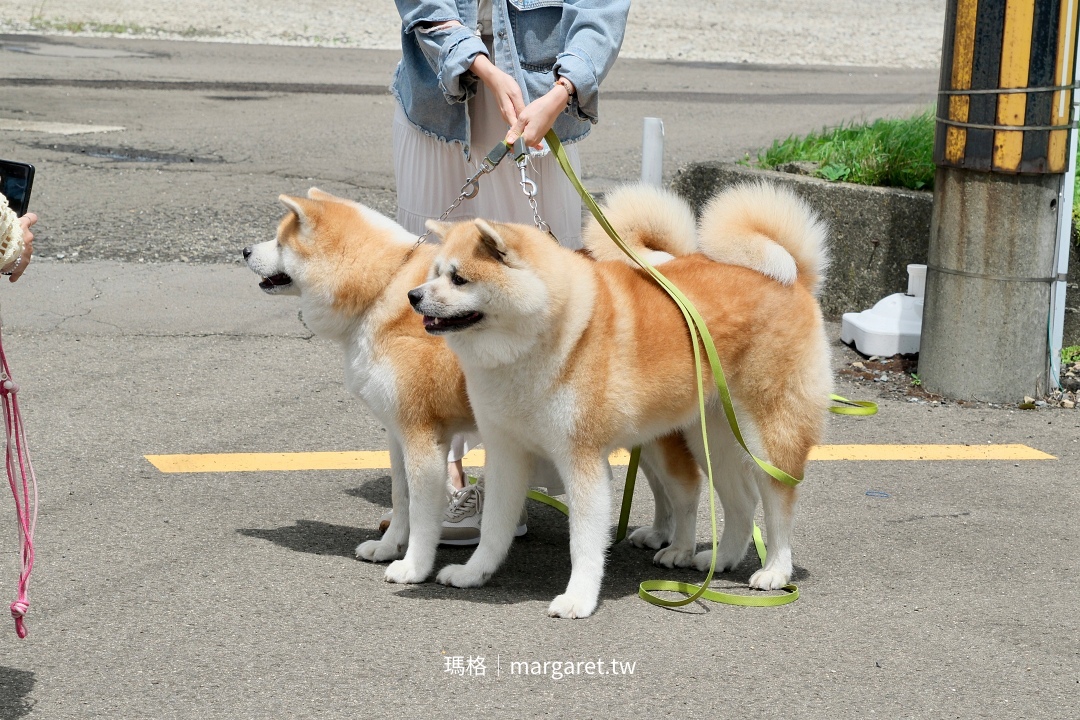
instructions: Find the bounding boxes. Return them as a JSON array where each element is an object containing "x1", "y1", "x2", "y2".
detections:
[{"x1": 463, "y1": 140, "x2": 514, "y2": 199}]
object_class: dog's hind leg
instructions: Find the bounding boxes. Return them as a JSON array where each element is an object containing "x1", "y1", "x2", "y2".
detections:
[
  {"x1": 747, "y1": 417, "x2": 813, "y2": 590},
  {"x1": 384, "y1": 431, "x2": 449, "y2": 584},
  {"x1": 436, "y1": 429, "x2": 529, "y2": 589},
  {"x1": 356, "y1": 435, "x2": 410, "y2": 563},
  {"x1": 749, "y1": 474, "x2": 798, "y2": 590},
  {"x1": 686, "y1": 416, "x2": 760, "y2": 574},
  {"x1": 627, "y1": 443, "x2": 676, "y2": 551},
  {"x1": 636, "y1": 434, "x2": 701, "y2": 569},
  {"x1": 548, "y1": 450, "x2": 612, "y2": 619}
]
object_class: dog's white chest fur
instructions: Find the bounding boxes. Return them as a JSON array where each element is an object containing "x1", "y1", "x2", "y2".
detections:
[
  {"x1": 465, "y1": 355, "x2": 578, "y2": 456},
  {"x1": 343, "y1": 323, "x2": 399, "y2": 425}
]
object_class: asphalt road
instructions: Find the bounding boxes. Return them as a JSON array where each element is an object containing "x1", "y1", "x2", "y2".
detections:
[{"x1": 1, "y1": 34, "x2": 1078, "y2": 720}]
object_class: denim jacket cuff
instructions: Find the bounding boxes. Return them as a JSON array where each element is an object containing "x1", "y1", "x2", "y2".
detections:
[
  {"x1": 439, "y1": 27, "x2": 488, "y2": 104},
  {"x1": 554, "y1": 51, "x2": 600, "y2": 123}
]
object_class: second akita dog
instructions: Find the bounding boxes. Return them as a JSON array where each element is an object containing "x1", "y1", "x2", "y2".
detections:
[
  {"x1": 244, "y1": 188, "x2": 702, "y2": 587},
  {"x1": 411, "y1": 183, "x2": 832, "y2": 618}
]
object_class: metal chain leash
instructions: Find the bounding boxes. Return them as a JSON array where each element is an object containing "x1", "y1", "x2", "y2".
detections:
[
  {"x1": 511, "y1": 138, "x2": 554, "y2": 239},
  {"x1": 410, "y1": 141, "x2": 512, "y2": 250},
  {"x1": 409, "y1": 136, "x2": 560, "y2": 251}
]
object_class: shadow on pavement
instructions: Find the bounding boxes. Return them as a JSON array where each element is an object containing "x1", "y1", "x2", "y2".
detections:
[
  {"x1": 237, "y1": 520, "x2": 378, "y2": 558},
  {"x1": 237, "y1": 495, "x2": 810, "y2": 608},
  {"x1": 0, "y1": 667, "x2": 35, "y2": 720},
  {"x1": 343, "y1": 476, "x2": 391, "y2": 508}
]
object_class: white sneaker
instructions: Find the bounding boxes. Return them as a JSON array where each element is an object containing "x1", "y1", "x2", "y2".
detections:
[
  {"x1": 439, "y1": 483, "x2": 528, "y2": 546},
  {"x1": 375, "y1": 483, "x2": 528, "y2": 545}
]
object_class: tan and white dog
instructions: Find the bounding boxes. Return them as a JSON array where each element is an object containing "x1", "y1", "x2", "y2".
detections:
[
  {"x1": 244, "y1": 188, "x2": 703, "y2": 587},
  {"x1": 410, "y1": 182, "x2": 832, "y2": 618}
]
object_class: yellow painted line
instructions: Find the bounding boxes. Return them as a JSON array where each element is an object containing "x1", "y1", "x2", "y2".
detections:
[
  {"x1": 808, "y1": 444, "x2": 1054, "y2": 461},
  {"x1": 144, "y1": 444, "x2": 1054, "y2": 473}
]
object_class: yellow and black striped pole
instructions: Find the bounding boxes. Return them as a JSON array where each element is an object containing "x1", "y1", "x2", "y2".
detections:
[
  {"x1": 922, "y1": 0, "x2": 1079, "y2": 402},
  {"x1": 935, "y1": 0, "x2": 1078, "y2": 173}
]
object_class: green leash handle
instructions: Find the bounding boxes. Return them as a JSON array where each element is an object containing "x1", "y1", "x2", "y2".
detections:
[
  {"x1": 829, "y1": 394, "x2": 878, "y2": 415},
  {"x1": 639, "y1": 527, "x2": 797, "y2": 607}
]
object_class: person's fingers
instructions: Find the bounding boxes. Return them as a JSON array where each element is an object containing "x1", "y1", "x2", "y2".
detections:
[
  {"x1": 19, "y1": 212, "x2": 37, "y2": 231},
  {"x1": 504, "y1": 116, "x2": 525, "y2": 145},
  {"x1": 8, "y1": 238, "x2": 31, "y2": 282}
]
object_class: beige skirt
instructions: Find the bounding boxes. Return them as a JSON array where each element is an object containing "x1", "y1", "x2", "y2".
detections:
[{"x1": 393, "y1": 83, "x2": 584, "y2": 249}]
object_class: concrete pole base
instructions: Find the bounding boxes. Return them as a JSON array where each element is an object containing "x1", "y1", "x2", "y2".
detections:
[{"x1": 920, "y1": 167, "x2": 1061, "y2": 403}]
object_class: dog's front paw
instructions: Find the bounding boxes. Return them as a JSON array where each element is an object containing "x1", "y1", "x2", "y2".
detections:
[
  {"x1": 692, "y1": 548, "x2": 742, "y2": 574},
  {"x1": 628, "y1": 525, "x2": 670, "y2": 550},
  {"x1": 653, "y1": 544, "x2": 695, "y2": 568},
  {"x1": 436, "y1": 563, "x2": 491, "y2": 588},
  {"x1": 547, "y1": 592, "x2": 597, "y2": 619},
  {"x1": 384, "y1": 558, "x2": 428, "y2": 584},
  {"x1": 749, "y1": 567, "x2": 791, "y2": 591},
  {"x1": 355, "y1": 539, "x2": 406, "y2": 563}
]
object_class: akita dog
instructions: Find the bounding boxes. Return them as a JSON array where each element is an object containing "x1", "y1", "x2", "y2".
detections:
[
  {"x1": 410, "y1": 182, "x2": 832, "y2": 618},
  {"x1": 244, "y1": 188, "x2": 702, "y2": 587}
]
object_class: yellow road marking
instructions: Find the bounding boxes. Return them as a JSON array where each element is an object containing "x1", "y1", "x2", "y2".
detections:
[
  {"x1": 807, "y1": 444, "x2": 1054, "y2": 461},
  {"x1": 144, "y1": 444, "x2": 1054, "y2": 473}
]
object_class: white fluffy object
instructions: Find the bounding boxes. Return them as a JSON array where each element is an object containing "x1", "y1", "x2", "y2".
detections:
[{"x1": 0, "y1": 194, "x2": 24, "y2": 270}]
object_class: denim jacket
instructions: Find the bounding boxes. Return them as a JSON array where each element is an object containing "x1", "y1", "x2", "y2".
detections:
[{"x1": 392, "y1": 0, "x2": 630, "y2": 158}]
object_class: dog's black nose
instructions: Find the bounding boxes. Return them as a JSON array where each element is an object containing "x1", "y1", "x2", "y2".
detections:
[
  {"x1": 407, "y1": 288, "x2": 423, "y2": 308},
  {"x1": 242, "y1": 246, "x2": 252, "y2": 260}
]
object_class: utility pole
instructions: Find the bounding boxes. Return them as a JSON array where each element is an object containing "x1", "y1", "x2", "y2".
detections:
[{"x1": 920, "y1": 0, "x2": 1079, "y2": 402}]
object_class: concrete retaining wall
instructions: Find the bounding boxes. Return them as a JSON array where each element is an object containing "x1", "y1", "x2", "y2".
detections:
[{"x1": 670, "y1": 161, "x2": 1079, "y2": 347}]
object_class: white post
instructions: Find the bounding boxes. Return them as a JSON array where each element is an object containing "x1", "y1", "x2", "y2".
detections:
[
  {"x1": 641, "y1": 117, "x2": 664, "y2": 187},
  {"x1": 1050, "y1": 33, "x2": 1080, "y2": 388}
]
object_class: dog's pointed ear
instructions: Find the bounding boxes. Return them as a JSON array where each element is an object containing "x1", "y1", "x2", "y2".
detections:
[
  {"x1": 424, "y1": 219, "x2": 451, "y2": 241},
  {"x1": 306, "y1": 187, "x2": 337, "y2": 202},
  {"x1": 279, "y1": 194, "x2": 314, "y2": 235},
  {"x1": 475, "y1": 219, "x2": 508, "y2": 263}
]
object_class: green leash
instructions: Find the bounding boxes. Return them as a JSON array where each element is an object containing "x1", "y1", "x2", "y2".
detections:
[{"x1": 829, "y1": 394, "x2": 878, "y2": 416}]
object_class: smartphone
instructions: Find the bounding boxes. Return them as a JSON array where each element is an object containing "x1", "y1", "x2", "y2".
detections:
[{"x1": 0, "y1": 160, "x2": 35, "y2": 217}]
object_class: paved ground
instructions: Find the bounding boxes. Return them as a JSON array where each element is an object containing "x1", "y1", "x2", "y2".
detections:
[
  {"x1": 0, "y1": 0, "x2": 946, "y2": 67},
  {"x1": 0, "y1": 30, "x2": 1077, "y2": 720}
]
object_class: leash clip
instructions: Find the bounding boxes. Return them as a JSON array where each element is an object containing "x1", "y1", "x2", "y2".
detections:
[
  {"x1": 411, "y1": 141, "x2": 514, "y2": 249},
  {"x1": 463, "y1": 141, "x2": 514, "y2": 199},
  {"x1": 512, "y1": 139, "x2": 554, "y2": 240}
]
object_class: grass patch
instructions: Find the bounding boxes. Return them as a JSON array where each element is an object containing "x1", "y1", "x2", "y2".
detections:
[
  {"x1": 752, "y1": 108, "x2": 936, "y2": 191},
  {"x1": 1063, "y1": 345, "x2": 1080, "y2": 365}
]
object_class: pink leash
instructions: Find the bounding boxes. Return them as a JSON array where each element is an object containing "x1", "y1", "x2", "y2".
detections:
[{"x1": 1, "y1": 321, "x2": 37, "y2": 639}]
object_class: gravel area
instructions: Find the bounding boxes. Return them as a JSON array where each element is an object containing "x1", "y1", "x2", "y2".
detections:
[
  {"x1": 831, "y1": 336, "x2": 1080, "y2": 411},
  {"x1": 0, "y1": 0, "x2": 946, "y2": 68}
]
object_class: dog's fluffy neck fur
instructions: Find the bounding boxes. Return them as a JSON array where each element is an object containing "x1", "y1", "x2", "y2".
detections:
[{"x1": 299, "y1": 205, "x2": 421, "y2": 344}]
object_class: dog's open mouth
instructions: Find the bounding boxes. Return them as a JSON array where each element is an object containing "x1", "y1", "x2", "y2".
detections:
[
  {"x1": 258, "y1": 273, "x2": 293, "y2": 291},
  {"x1": 422, "y1": 312, "x2": 484, "y2": 333}
]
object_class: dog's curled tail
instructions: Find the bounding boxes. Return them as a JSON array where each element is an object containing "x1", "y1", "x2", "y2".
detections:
[
  {"x1": 582, "y1": 183, "x2": 698, "y2": 265},
  {"x1": 697, "y1": 182, "x2": 830, "y2": 296}
]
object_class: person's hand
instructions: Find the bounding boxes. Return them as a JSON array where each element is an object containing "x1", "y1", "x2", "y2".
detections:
[
  {"x1": 5, "y1": 213, "x2": 35, "y2": 282},
  {"x1": 504, "y1": 82, "x2": 572, "y2": 149},
  {"x1": 470, "y1": 54, "x2": 526, "y2": 129}
]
